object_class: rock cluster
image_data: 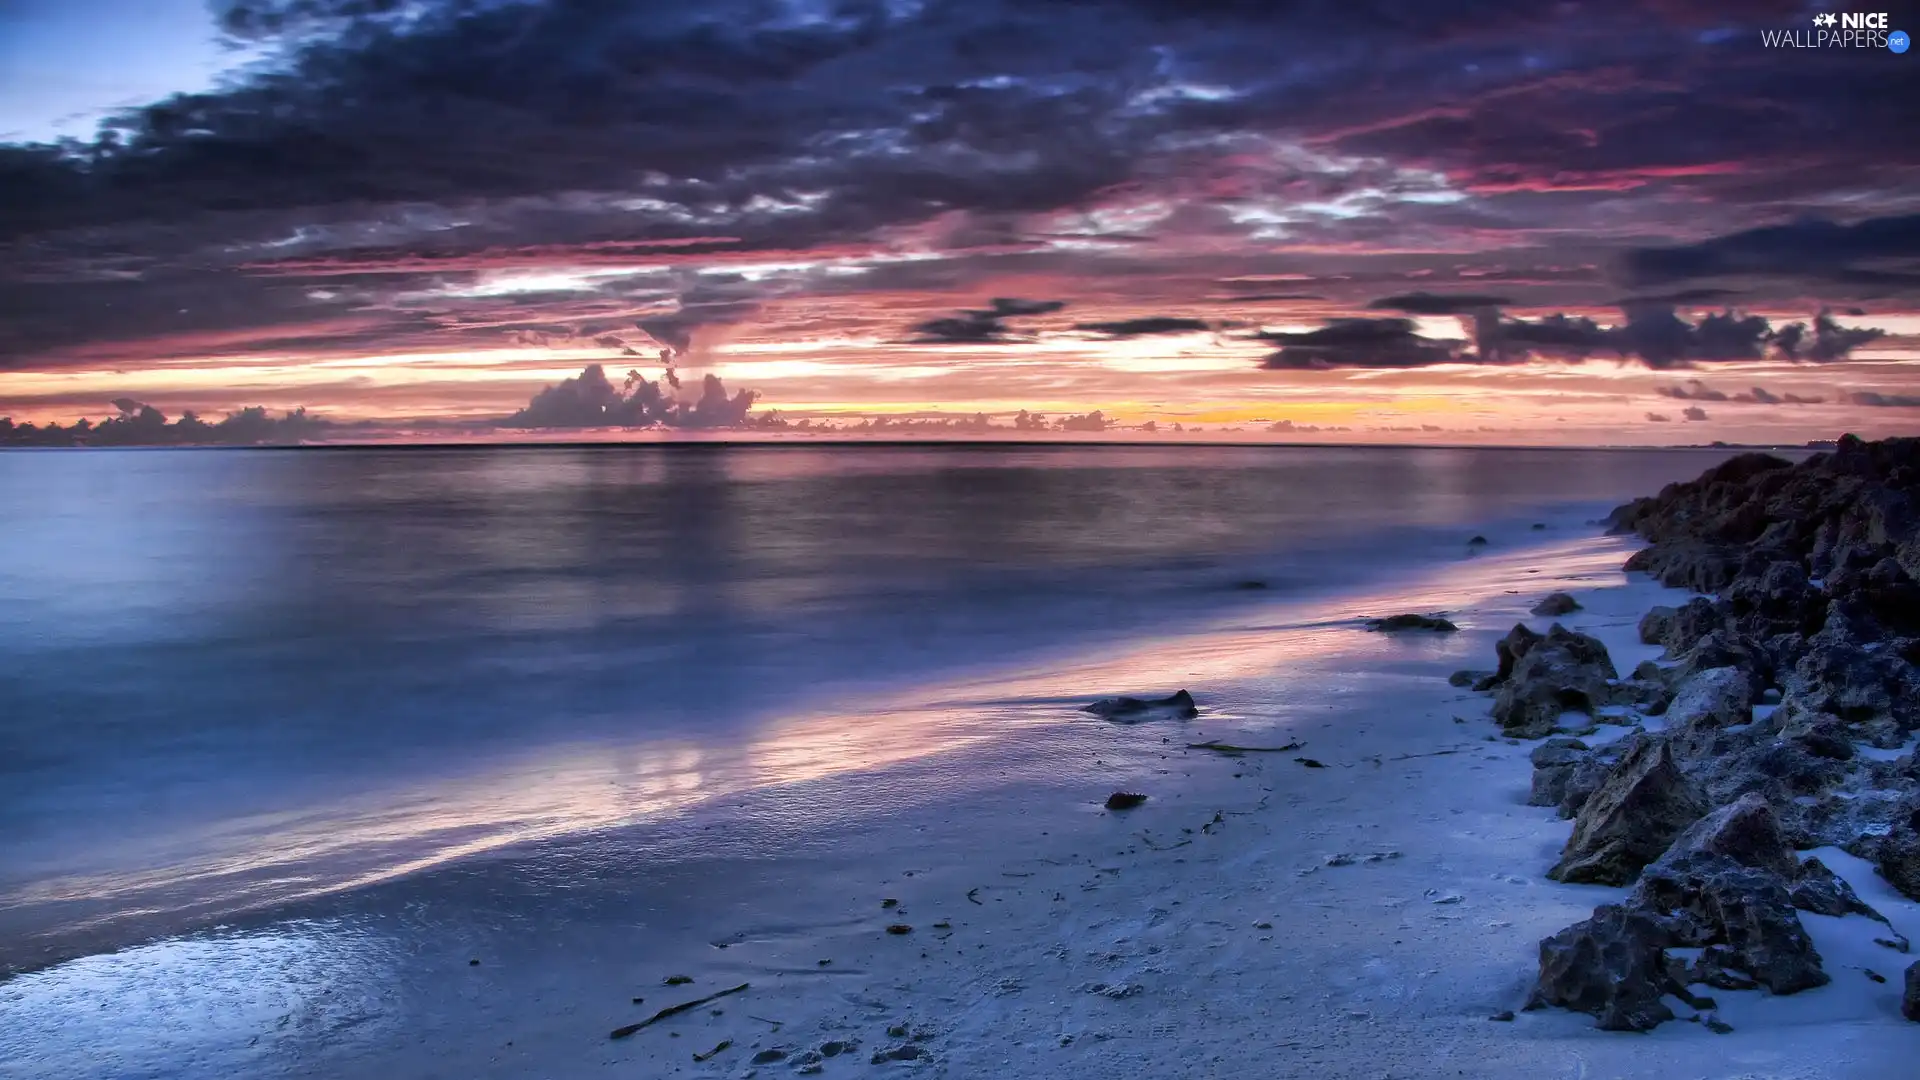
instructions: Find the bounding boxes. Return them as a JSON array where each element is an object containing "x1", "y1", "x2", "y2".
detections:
[{"x1": 1477, "y1": 436, "x2": 1920, "y2": 1029}]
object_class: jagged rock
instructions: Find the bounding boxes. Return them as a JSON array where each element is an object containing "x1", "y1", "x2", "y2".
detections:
[
  {"x1": 1549, "y1": 736, "x2": 1707, "y2": 885},
  {"x1": 1785, "y1": 715, "x2": 1856, "y2": 761},
  {"x1": 1905, "y1": 961, "x2": 1920, "y2": 1022},
  {"x1": 1367, "y1": 613, "x2": 1459, "y2": 633},
  {"x1": 1655, "y1": 597, "x2": 1728, "y2": 657},
  {"x1": 1491, "y1": 624, "x2": 1618, "y2": 740},
  {"x1": 1639, "y1": 606, "x2": 1676, "y2": 647},
  {"x1": 1869, "y1": 795, "x2": 1920, "y2": 901},
  {"x1": 1448, "y1": 669, "x2": 1491, "y2": 688},
  {"x1": 1656, "y1": 792, "x2": 1798, "y2": 879},
  {"x1": 1477, "y1": 623, "x2": 1543, "y2": 692},
  {"x1": 1528, "y1": 737, "x2": 1592, "y2": 809},
  {"x1": 1632, "y1": 858, "x2": 1829, "y2": 995},
  {"x1": 1665, "y1": 666, "x2": 1756, "y2": 734},
  {"x1": 1527, "y1": 905, "x2": 1683, "y2": 1031},
  {"x1": 1082, "y1": 690, "x2": 1198, "y2": 721},
  {"x1": 1789, "y1": 856, "x2": 1881, "y2": 920},
  {"x1": 1670, "y1": 629, "x2": 1772, "y2": 701},
  {"x1": 1532, "y1": 592, "x2": 1582, "y2": 617}
]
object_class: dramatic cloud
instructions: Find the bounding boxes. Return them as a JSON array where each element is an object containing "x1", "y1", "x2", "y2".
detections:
[
  {"x1": 503, "y1": 364, "x2": 758, "y2": 429},
  {"x1": 0, "y1": 400, "x2": 330, "y2": 446},
  {"x1": 908, "y1": 298, "x2": 1068, "y2": 345},
  {"x1": 1368, "y1": 293, "x2": 1510, "y2": 315},
  {"x1": 1074, "y1": 317, "x2": 1212, "y2": 337},
  {"x1": 1658, "y1": 380, "x2": 1821, "y2": 405},
  {"x1": 1261, "y1": 306, "x2": 1887, "y2": 371},
  {"x1": 1849, "y1": 391, "x2": 1920, "y2": 408},
  {"x1": 1258, "y1": 318, "x2": 1464, "y2": 371},
  {"x1": 1622, "y1": 215, "x2": 1920, "y2": 291}
]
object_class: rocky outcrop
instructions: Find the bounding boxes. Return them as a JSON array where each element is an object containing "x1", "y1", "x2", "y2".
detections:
[
  {"x1": 1549, "y1": 736, "x2": 1706, "y2": 886},
  {"x1": 1511, "y1": 437, "x2": 1920, "y2": 1029},
  {"x1": 1906, "y1": 961, "x2": 1920, "y2": 1022}
]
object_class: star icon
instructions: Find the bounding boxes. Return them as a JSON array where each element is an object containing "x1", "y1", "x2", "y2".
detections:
[{"x1": 1814, "y1": 12, "x2": 1837, "y2": 27}]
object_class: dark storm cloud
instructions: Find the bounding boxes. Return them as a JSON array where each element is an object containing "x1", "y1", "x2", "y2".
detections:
[
  {"x1": 1257, "y1": 318, "x2": 1465, "y2": 371},
  {"x1": 907, "y1": 298, "x2": 1067, "y2": 345},
  {"x1": 1074, "y1": 317, "x2": 1212, "y2": 337},
  {"x1": 1622, "y1": 215, "x2": 1920, "y2": 291},
  {"x1": 1849, "y1": 391, "x2": 1920, "y2": 408},
  {"x1": 1367, "y1": 292, "x2": 1511, "y2": 315},
  {"x1": 1682, "y1": 406, "x2": 1708, "y2": 422},
  {"x1": 1257, "y1": 306, "x2": 1887, "y2": 370}
]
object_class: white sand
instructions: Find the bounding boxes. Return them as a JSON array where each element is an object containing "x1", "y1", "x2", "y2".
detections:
[{"x1": 3, "y1": 534, "x2": 1914, "y2": 1079}]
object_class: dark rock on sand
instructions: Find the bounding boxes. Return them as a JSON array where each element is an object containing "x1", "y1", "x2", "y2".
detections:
[
  {"x1": 1905, "y1": 961, "x2": 1920, "y2": 1022},
  {"x1": 1367, "y1": 613, "x2": 1459, "y2": 633},
  {"x1": 1490, "y1": 624, "x2": 1618, "y2": 740},
  {"x1": 1104, "y1": 792, "x2": 1148, "y2": 811},
  {"x1": 1531, "y1": 592, "x2": 1582, "y2": 617},
  {"x1": 1082, "y1": 689, "x2": 1198, "y2": 721},
  {"x1": 1528, "y1": 737, "x2": 1593, "y2": 810},
  {"x1": 1549, "y1": 735, "x2": 1705, "y2": 885},
  {"x1": 1449, "y1": 669, "x2": 1492, "y2": 688},
  {"x1": 1789, "y1": 856, "x2": 1883, "y2": 921},
  {"x1": 1527, "y1": 904, "x2": 1683, "y2": 1031}
]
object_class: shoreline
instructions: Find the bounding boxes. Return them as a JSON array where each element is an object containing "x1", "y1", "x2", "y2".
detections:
[{"x1": 6, "y1": 527, "x2": 1914, "y2": 1079}]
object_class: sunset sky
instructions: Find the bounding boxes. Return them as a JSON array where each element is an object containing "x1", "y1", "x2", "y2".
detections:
[{"x1": 2, "y1": 0, "x2": 1918, "y2": 444}]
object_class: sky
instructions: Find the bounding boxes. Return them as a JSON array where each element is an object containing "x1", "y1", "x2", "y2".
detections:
[{"x1": 1, "y1": 0, "x2": 1918, "y2": 444}]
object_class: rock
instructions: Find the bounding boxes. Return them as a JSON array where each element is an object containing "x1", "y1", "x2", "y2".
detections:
[
  {"x1": 1527, "y1": 904, "x2": 1683, "y2": 1031},
  {"x1": 1789, "y1": 856, "x2": 1882, "y2": 920},
  {"x1": 1082, "y1": 689, "x2": 1198, "y2": 721},
  {"x1": 1905, "y1": 961, "x2": 1920, "y2": 1022},
  {"x1": 1491, "y1": 624, "x2": 1619, "y2": 740},
  {"x1": 1488, "y1": 1009, "x2": 1515, "y2": 1021},
  {"x1": 1528, "y1": 737, "x2": 1593, "y2": 809},
  {"x1": 1664, "y1": 666, "x2": 1756, "y2": 735},
  {"x1": 1657, "y1": 792, "x2": 1799, "y2": 879},
  {"x1": 1449, "y1": 669, "x2": 1491, "y2": 688},
  {"x1": 1104, "y1": 792, "x2": 1147, "y2": 811},
  {"x1": 1549, "y1": 736, "x2": 1706, "y2": 885},
  {"x1": 1532, "y1": 592, "x2": 1582, "y2": 617},
  {"x1": 1870, "y1": 796, "x2": 1920, "y2": 900},
  {"x1": 1367, "y1": 613, "x2": 1460, "y2": 633},
  {"x1": 1658, "y1": 597, "x2": 1728, "y2": 657},
  {"x1": 1631, "y1": 858, "x2": 1829, "y2": 995},
  {"x1": 1639, "y1": 606, "x2": 1677, "y2": 646},
  {"x1": 1475, "y1": 623, "x2": 1544, "y2": 692},
  {"x1": 870, "y1": 1044, "x2": 925, "y2": 1064}
]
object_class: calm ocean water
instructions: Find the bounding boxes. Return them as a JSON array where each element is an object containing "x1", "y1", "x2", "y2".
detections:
[{"x1": 0, "y1": 443, "x2": 1734, "y2": 968}]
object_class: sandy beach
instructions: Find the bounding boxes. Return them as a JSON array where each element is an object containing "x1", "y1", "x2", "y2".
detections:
[{"x1": 5, "y1": 525, "x2": 1912, "y2": 1080}]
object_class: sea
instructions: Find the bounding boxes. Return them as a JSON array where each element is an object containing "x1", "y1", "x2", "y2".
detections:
[{"x1": 0, "y1": 442, "x2": 1733, "y2": 978}]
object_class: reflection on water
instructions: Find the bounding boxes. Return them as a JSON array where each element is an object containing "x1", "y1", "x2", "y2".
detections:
[{"x1": 0, "y1": 444, "x2": 1732, "y2": 968}]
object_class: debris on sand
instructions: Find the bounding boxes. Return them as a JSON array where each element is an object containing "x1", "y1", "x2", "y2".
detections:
[
  {"x1": 1366, "y1": 613, "x2": 1460, "y2": 633},
  {"x1": 1082, "y1": 689, "x2": 1199, "y2": 721},
  {"x1": 609, "y1": 983, "x2": 750, "y2": 1039},
  {"x1": 1104, "y1": 792, "x2": 1148, "y2": 810}
]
